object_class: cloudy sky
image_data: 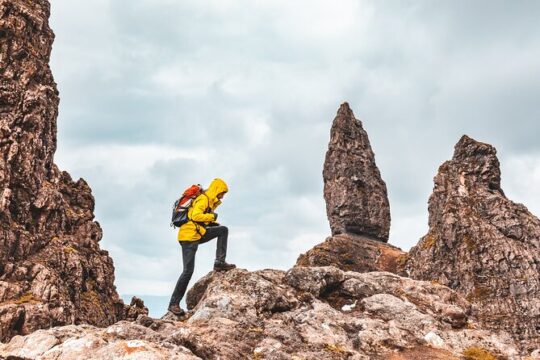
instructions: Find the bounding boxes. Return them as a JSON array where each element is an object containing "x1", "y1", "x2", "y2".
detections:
[{"x1": 49, "y1": 0, "x2": 540, "y2": 315}]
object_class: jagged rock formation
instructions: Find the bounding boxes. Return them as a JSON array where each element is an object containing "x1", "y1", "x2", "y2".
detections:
[
  {"x1": 296, "y1": 233, "x2": 407, "y2": 275},
  {"x1": 1, "y1": 0, "x2": 538, "y2": 357},
  {"x1": 0, "y1": 0, "x2": 145, "y2": 341},
  {"x1": 406, "y1": 135, "x2": 540, "y2": 353},
  {"x1": 323, "y1": 103, "x2": 390, "y2": 242},
  {"x1": 0, "y1": 267, "x2": 523, "y2": 359}
]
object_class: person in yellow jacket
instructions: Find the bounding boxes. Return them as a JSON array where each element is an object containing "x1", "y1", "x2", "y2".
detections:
[{"x1": 168, "y1": 178, "x2": 235, "y2": 316}]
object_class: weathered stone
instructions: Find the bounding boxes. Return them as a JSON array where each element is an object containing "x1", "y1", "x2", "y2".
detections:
[
  {"x1": 0, "y1": 322, "x2": 200, "y2": 359},
  {"x1": 295, "y1": 233, "x2": 407, "y2": 274},
  {"x1": 406, "y1": 135, "x2": 540, "y2": 353},
  {"x1": 323, "y1": 103, "x2": 390, "y2": 241},
  {"x1": 0, "y1": 0, "x2": 139, "y2": 341},
  {"x1": 0, "y1": 267, "x2": 522, "y2": 359},
  {"x1": 124, "y1": 296, "x2": 149, "y2": 321}
]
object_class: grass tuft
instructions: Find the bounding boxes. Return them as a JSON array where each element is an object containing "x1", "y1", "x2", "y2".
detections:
[
  {"x1": 324, "y1": 343, "x2": 347, "y2": 354},
  {"x1": 462, "y1": 347, "x2": 497, "y2": 360},
  {"x1": 421, "y1": 234, "x2": 437, "y2": 249},
  {"x1": 14, "y1": 292, "x2": 35, "y2": 304}
]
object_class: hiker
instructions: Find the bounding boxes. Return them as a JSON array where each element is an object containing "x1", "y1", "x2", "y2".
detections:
[{"x1": 168, "y1": 178, "x2": 236, "y2": 316}]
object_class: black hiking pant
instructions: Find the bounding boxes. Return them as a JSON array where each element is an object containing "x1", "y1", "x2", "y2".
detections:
[{"x1": 169, "y1": 225, "x2": 228, "y2": 306}]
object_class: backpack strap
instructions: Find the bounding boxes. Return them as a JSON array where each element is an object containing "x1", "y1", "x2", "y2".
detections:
[
  {"x1": 202, "y1": 193, "x2": 211, "y2": 213},
  {"x1": 188, "y1": 193, "x2": 212, "y2": 237}
]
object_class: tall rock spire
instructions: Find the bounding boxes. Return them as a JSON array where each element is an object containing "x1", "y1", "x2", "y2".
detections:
[
  {"x1": 296, "y1": 103, "x2": 401, "y2": 274},
  {"x1": 323, "y1": 102, "x2": 391, "y2": 242},
  {"x1": 0, "y1": 0, "x2": 145, "y2": 341},
  {"x1": 407, "y1": 135, "x2": 540, "y2": 352}
]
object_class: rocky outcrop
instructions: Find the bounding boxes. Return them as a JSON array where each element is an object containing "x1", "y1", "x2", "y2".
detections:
[
  {"x1": 300, "y1": 105, "x2": 397, "y2": 274},
  {"x1": 296, "y1": 233, "x2": 407, "y2": 275},
  {"x1": 323, "y1": 103, "x2": 390, "y2": 242},
  {"x1": 0, "y1": 0, "x2": 143, "y2": 341},
  {"x1": 0, "y1": 267, "x2": 524, "y2": 359},
  {"x1": 406, "y1": 135, "x2": 540, "y2": 352},
  {"x1": 1, "y1": 0, "x2": 537, "y2": 357}
]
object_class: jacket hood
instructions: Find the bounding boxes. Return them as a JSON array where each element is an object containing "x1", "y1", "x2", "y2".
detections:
[{"x1": 205, "y1": 178, "x2": 228, "y2": 207}]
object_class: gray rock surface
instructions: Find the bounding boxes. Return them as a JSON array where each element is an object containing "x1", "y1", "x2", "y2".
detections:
[
  {"x1": 0, "y1": 0, "x2": 145, "y2": 341},
  {"x1": 0, "y1": 267, "x2": 524, "y2": 359},
  {"x1": 406, "y1": 135, "x2": 540, "y2": 353},
  {"x1": 323, "y1": 102, "x2": 390, "y2": 241}
]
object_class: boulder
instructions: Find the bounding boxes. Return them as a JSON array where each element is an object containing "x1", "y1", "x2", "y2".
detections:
[{"x1": 296, "y1": 233, "x2": 407, "y2": 275}]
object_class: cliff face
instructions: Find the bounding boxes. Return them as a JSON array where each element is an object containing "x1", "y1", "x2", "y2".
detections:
[
  {"x1": 407, "y1": 135, "x2": 540, "y2": 352},
  {"x1": 0, "y1": 0, "x2": 145, "y2": 341},
  {"x1": 323, "y1": 103, "x2": 391, "y2": 242}
]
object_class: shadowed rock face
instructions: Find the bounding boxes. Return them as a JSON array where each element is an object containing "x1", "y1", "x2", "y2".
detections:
[
  {"x1": 406, "y1": 135, "x2": 540, "y2": 352},
  {"x1": 0, "y1": 0, "x2": 145, "y2": 341},
  {"x1": 0, "y1": 267, "x2": 523, "y2": 359},
  {"x1": 323, "y1": 103, "x2": 390, "y2": 242}
]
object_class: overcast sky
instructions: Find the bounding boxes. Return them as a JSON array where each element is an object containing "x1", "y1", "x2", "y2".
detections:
[{"x1": 49, "y1": 0, "x2": 540, "y2": 315}]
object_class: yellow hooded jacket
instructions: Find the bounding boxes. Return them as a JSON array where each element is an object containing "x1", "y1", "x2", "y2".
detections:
[{"x1": 177, "y1": 178, "x2": 229, "y2": 241}]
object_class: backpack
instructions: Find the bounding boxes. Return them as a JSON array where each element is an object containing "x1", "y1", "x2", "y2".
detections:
[{"x1": 171, "y1": 184, "x2": 203, "y2": 228}]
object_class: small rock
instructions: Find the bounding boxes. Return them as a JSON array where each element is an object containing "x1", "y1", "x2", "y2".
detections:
[{"x1": 424, "y1": 331, "x2": 445, "y2": 348}]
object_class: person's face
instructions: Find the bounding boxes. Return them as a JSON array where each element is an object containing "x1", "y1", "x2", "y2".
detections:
[{"x1": 217, "y1": 192, "x2": 226, "y2": 200}]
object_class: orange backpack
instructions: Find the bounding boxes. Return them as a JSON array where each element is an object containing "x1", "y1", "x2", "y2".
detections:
[{"x1": 170, "y1": 184, "x2": 203, "y2": 228}]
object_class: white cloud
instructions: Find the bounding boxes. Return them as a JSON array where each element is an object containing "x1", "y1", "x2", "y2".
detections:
[
  {"x1": 501, "y1": 153, "x2": 540, "y2": 217},
  {"x1": 151, "y1": 63, "x2": 223, "y2": 97},
  {"x1": 108, "y1": 244, "x2": 178, "y2": 296},
  {"x1": 389, "y1": 212, "x2": 429, "y2": 250},
  {"x1": 287, "y1": 232, "x2": 329, "y2": 257},
  {"x1": 242, "y1": 112, "x2": 271, "y2": 146},
  {"x1": 55, "y1": 144, "x2": 212, "y2": 187}
]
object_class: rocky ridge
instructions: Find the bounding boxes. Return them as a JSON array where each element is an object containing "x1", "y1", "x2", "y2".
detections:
[
  {"x1": 406, "y1": 135, "x2": 540, "y2": 352},
  {"x1": 0, "y1": 0, "x2": 145, "y2": 342},
  {"x1": 0, "y1": 267, "x2": 523, "y2": 359}
]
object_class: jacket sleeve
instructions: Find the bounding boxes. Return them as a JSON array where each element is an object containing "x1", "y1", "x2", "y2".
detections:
[{"x1": 190, "y1": 197, "x2": 216, "y2": 223}]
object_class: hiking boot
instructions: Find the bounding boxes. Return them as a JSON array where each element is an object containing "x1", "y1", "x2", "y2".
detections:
[
  {"x1": 213, "y1": 261, "x2": 236, "y2": 271},
  {"x1": 168, "y1": 304, "x2": 185, "y2": 316}
]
